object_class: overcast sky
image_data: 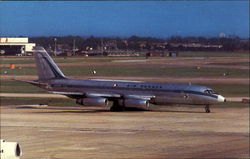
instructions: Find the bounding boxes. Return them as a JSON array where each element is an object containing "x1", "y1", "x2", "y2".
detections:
[{"x1": 0, "y1": 1, "x2": 249, "y2": 38}]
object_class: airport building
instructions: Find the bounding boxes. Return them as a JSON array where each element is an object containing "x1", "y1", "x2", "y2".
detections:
[{"x1": 0, "y1": 37, "x2": 36, "y2": 56}]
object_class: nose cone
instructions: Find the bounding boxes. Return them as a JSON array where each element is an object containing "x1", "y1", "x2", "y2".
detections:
[{"x1": 217, "y1": 95, "x2": 226, "y2": 102}]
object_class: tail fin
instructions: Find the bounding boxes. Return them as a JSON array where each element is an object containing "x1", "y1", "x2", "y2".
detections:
[{"x1": 33, "y1": 46, "x2": 65, "y2": 81}]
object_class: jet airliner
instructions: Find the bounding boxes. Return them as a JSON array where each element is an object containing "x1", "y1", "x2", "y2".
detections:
[{"x1": 23, "y1": 46, "x2": 226, "y2": 113}]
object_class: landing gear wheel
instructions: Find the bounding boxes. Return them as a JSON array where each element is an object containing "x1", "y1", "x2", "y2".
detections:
[
  {"x1": 205, "y1": 105, "x2": 211, "y2": 113},
  {"x1": 110, "y1": 106, "x2": 116, "y2": 112},
  {"x1": 110, "y1": 106, "x2": 124, "y2": 112}
]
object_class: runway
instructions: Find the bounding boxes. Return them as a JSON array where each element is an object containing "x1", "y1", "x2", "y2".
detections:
[{"x1": 1, "y1": 104, "x2": 249, "y2": 159}]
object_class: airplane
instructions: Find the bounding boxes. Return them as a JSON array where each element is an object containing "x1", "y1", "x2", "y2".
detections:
[{"x1": 22, "y1": 46, "x2": 226, "y2": 113}]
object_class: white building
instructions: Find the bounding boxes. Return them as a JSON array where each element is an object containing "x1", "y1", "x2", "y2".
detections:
[{"x1": 0, "y1": 37, "x2": 36, "y2": 56}]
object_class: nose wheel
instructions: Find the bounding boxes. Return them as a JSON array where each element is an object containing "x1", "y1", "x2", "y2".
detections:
[{"x1": 205, "y1": 105, "x2": 211, "y2": 113}]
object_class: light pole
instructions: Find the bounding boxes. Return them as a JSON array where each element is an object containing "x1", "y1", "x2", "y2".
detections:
[
  {"x1": 73, "y1": 39, "x2": 76, "y2": 55},
  {"x1": 101, "y1": 38, "x2": 104, "y2": 54},
  {"x1": 54, "y1": 38, "x2": 57, "y2": 56}
]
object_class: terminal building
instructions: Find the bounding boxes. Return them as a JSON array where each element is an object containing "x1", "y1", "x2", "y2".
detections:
[{"x1": 0, "y1": 37, "x2": 36, "y2": 56}]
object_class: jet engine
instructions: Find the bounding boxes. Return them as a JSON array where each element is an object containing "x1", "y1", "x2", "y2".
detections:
[
  {"x1": 76, "y1": 97, "x2": 109, "y2": 107},
  {"x1": 121, "y1": 99, "x2": 149, "y2": 109},
  {"x1": 0, "y1": 139, "x2": 22, "y2": 159}
]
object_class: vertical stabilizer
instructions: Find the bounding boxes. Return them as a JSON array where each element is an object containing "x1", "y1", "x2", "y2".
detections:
[{"x1": 33, "y1": 46, "x2": 65, "y2": 81}]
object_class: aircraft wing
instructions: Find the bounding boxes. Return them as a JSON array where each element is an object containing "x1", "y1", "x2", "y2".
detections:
[
  {"x1": 85, "y1": 92, "x2": 121, "y2": 98},
  {"x1": 50, "y1": 91, "x2": 84, "y2": 95},
  {"x1": 85, "y1": 92, "x2": 155, "y2": 100},
  {"x1": 50, "y1": 91, "x2": 154, "y2": 100},
  {"x1": 50, "y1": 91, "x2": 121, "y2": 98},
  {"x1": 124, "y1": 94, "x2": 155, "y2": 100}
]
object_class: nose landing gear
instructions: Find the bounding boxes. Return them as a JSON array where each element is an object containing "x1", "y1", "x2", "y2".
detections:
[{"x1": 205, "y1": 105, "x2": 211, "y2": 113}]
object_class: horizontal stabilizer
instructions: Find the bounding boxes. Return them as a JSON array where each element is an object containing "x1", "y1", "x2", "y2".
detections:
[{"x1": 13, "y1": 79, "x2": 48, "y2": 86}]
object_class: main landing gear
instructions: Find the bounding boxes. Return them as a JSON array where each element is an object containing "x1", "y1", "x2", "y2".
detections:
[
  {"x1": 110, "y1": 105, "x2": 124, "y2": 112},
  {"x1": 205, "y1": 105, "x2": 211, "y2": 113},
  {"x1": 110, "y1": 100, "x2": 124, "y2": 112}
]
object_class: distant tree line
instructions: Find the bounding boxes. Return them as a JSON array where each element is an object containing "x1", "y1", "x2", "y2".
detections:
[
  {"x1": 167, "y1": 36, "x2": 249, "y2": 51},
  {"x1": 30, "y1": 35, "x2": 249, "y2": 52}
]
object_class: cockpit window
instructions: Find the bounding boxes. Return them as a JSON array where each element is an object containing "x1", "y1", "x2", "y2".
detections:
[{"x1": 204, "y1": 89, "x2": 217, "y2": 94}]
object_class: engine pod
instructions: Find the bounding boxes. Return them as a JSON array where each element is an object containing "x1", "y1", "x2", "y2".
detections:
[{"x1": 121, "y1": 99, "x2": 149, "y2": 109}]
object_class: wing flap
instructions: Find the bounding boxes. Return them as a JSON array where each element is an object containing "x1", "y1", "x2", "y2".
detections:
[
  {"x1": 50, "y1": 91, "x2": 84, "y2": 95},
  {"x1": 124, "y1": 94, "x2": 155, "y2": 100},
  {"x1": 50, "y1": 91, "x2": 121, "y2": 98},
  {"x1": 85, "y1": 92, "x2": 121, "y2": 98}
]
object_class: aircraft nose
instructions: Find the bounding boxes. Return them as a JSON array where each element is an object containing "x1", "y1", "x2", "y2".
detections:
[{"x1": 217, "y1": 95, "x2": 226, "y2": 102}]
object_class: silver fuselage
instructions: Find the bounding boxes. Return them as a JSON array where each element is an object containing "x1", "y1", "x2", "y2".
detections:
[{"x1": 42, "y1": 78, "x2": 223, "y2": 106}]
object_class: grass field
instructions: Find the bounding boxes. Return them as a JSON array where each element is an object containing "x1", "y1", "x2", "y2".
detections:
[
  {"x1": 210, "y1": 62, "x2": 249, "y2": 66},
  {"x1": 1, "y1": 51, "x2": 249, "y2": 64},
  {"x1": 0, "y1": 59, "x2": 34, "y2": 64},
  {"x1": 1, "y1": 65, "x2": 249, "y2": 78},
  {"x1": 60, "y1": 65, "x2": 248, "y2": 77},
  {"x1": 178, "y1": 51, "x2": 249, "y2": 57},
  {"x1": 205, "y1": 84, "x2": 249, "y2": 97},
  {"x1": 0, "y1": 80, "x2": 47, "y2": 93},
  {"x1": 0, "y1": 57, "x2": 114, "y2": 64}
]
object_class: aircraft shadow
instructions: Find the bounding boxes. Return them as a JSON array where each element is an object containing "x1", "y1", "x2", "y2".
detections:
[
  {"x1": 35, "y1": 107, "x2": 149, "y2": 114},
  {"x1": 16, "y1": 106, "x2": 204, "y2": 114},
  {"x1": 152, "y1": 109, "x2": 206, "y2": 113}
]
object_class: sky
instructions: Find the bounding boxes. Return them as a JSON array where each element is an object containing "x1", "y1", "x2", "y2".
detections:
[{"x1": 0, "y1": 1, "x2": 249, "y2": 38}]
